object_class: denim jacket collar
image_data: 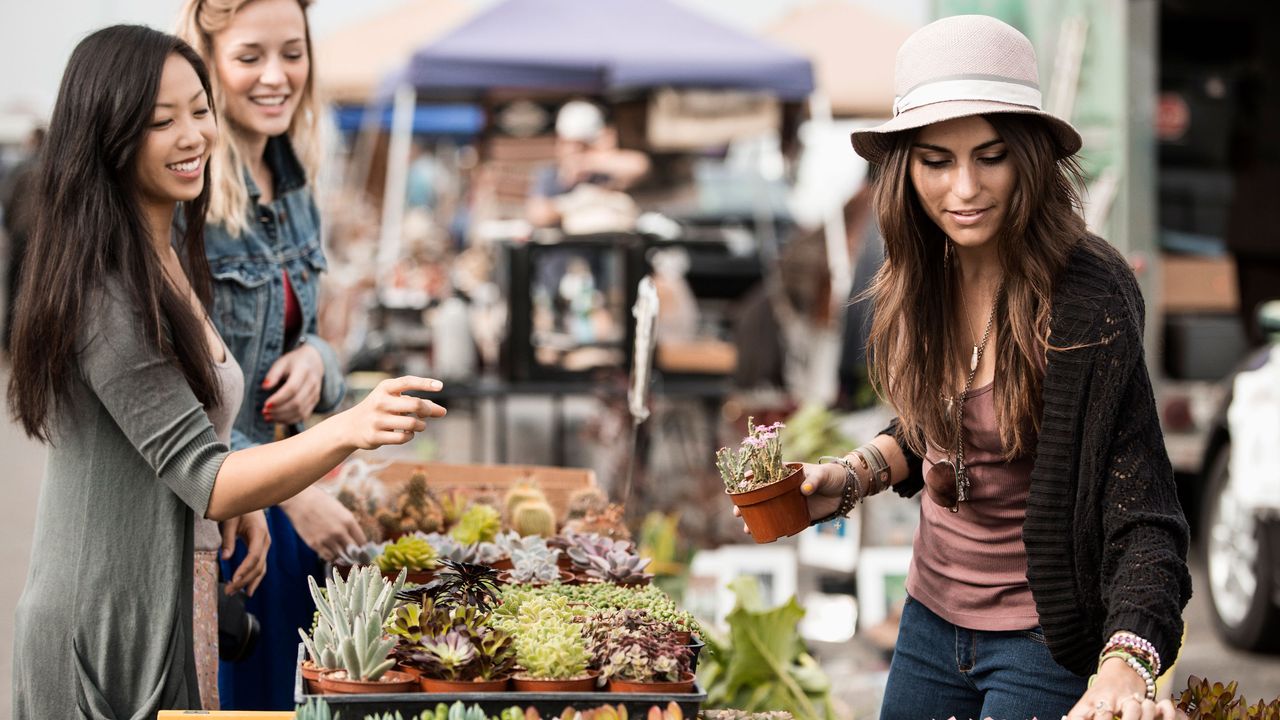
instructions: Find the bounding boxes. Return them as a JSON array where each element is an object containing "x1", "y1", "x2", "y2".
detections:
[{"x1": 243, "y1": 134, "x2": 307, "y2": 201}]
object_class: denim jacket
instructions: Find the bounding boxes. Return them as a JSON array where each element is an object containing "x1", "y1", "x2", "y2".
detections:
[{"x1": 203, "y1": 135, "x2": 344, "y2": 450}]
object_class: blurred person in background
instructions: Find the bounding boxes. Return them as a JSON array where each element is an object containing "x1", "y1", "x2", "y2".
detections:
[
  {"x1": 177, "y1": 0, "x2": 361, "y2": 709},
  {"x1": 1, "y1": 126, "x2": 44, "y2": 355},
  {"x1": 739, "y1": 15, "x2": 1191, "y2": 720},
  {"x1": 526, "y1": 99, "x2": 650, "y2": 228},
  {"x1": 7, "y1": 25, "x2": 445, "y2": 718}
]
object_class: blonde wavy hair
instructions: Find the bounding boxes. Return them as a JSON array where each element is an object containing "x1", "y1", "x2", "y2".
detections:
[{"x1": 176, "y1": 0, "x2": 321, "y2": 237}]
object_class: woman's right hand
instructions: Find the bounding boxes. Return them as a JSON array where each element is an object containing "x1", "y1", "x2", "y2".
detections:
[
  {"x1": 731, "y1": 461, "x2": 847, "y2": 534},
  {"x1": 340, "y1": 376, "x2": 447, "y2": 450}
]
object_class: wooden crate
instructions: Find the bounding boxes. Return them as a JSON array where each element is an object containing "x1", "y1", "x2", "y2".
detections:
[{"x1": 374, "y1": 461, "x2": 597, "y2": 522}]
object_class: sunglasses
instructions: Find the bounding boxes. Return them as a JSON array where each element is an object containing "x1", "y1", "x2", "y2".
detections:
[{"x1": 926, "y1": 455, "x2": 969, "y2": 512}]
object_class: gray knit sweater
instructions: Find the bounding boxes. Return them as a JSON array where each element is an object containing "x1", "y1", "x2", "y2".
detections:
[{"x1": 11, "y1": 283, "x2": 231, "y2": 719}]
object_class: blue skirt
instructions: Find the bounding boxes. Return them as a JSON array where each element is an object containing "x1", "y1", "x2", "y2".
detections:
[{"x1": 218, "y1": 505, "x2": 324, "y2": 710}]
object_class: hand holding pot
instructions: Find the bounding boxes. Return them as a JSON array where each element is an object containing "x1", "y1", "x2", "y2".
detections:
[{"x1": 731, "y1": 461, "x2": 844, "y2": 534}]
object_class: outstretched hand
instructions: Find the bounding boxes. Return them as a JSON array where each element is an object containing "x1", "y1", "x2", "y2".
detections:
[{"x1": 342, "y1": 376, "x2": 447, "y2": 450}]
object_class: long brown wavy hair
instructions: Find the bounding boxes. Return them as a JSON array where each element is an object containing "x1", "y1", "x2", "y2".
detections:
[
  {"x1": 866, "y1": 113, "x2": 1088, "y2": 460},
  {"x1": 8, "y1": 26, "x2": 221, "y2": 442}
]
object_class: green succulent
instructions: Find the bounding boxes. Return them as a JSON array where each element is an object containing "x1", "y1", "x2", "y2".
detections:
[
  {"x1": 451, "y1": 504, "x2": 502, "y2": 545},
  {"x1": 511, "y1": 595, "x2": 590, "y2": 680},
  {"x1": 295, "y1": 698, "x2": 339, "y2": 720},
  {"x1": 301, "y1": 565, "x2": 406, "y2": 682},
  {"x1": 511, "y1": 500, "x2": 557, "y2": 537},
  {"x1": 377, "y1": 534, "x2": 440, "y2": 573}
]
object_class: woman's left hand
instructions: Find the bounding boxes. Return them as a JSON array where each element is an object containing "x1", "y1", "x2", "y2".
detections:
[
  {"x1": 1065, "y1": 657, "x2": 1185, "y2": 720},
  {"x1": 220, "y1": 510, "x2": 271, "y2": 596},
  {"x1": 261, "y1": 343, "x2": 325, "y2": 424}
]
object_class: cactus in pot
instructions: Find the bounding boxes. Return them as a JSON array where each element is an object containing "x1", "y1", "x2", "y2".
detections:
[{"x1": 511, "y1": 500, "x2": 557, "y2": 538}]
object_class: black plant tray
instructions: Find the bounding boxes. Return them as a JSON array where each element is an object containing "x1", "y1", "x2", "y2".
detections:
[{"x1": 295, "y1": 646, "x2": 707, "y2": 718}]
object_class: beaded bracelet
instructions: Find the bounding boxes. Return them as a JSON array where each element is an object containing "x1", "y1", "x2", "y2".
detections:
[
  {"x1": 813, "y1": 456, "x2": 862, "y2": 525},
  {"x1": 1098, "y1": 649, "x2": 1157, "y2": 701},
  {"x1": 1103, "y1": 631, "x2": 1162, "y2": 677}
]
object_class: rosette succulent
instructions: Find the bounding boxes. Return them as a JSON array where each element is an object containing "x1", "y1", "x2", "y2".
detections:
[
  {"x1": 377, "y1": 534, "x2": 439, "y2": 573},
  {"x1": 450, "y1": 504, "x2": 501, "y2": 546}
]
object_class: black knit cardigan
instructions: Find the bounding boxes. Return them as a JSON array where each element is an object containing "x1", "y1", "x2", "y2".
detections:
[{"x1": 882, "y1": 235, "x2": 1193, "y2": 677}]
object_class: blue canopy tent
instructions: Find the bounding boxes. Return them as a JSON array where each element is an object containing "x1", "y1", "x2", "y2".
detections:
[
  {"x1": 375, "y1": 0, "x2": 815, "y2": 275},
  {"x1": 396, "y1": 0, "x2": 814, "y2": 99}
]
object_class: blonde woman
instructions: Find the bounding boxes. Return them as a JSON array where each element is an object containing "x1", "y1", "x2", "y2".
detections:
[{"x1": 176, "y1": 0, "x2": 359, "y2": 709}]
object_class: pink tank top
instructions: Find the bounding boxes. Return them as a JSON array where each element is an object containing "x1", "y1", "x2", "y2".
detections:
[{"x1": 907, "y1": 382, "x2": 1041, "y2": 631}]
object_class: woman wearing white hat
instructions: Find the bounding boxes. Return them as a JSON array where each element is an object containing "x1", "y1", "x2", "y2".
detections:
[{"x1": 770, "y1": 14, "x2": 1189, "y2": 720}]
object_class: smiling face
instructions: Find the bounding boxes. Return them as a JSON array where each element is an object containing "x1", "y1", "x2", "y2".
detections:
[
  {"x1": 211, "y1": 0, "x2": 309, "y2": 141},
  {"x1": 908, "y1": 115, "x2": 1017, "y2": 250},
  {"x1": 135, "y1": 53, "x2": 216, "y2": 208}
]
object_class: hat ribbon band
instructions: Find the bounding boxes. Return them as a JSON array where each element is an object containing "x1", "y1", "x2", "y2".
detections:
[{"x1": 893, "y1": 78, "x2": 1042, "y2": 117}]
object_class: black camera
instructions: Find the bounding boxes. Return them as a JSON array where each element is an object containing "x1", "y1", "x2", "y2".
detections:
[{"x1": 217, "y1": 582, "x2": 260, "y2": 662}]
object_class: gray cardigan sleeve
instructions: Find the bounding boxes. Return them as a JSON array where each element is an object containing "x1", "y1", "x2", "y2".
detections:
[{"x1": 78, "y1": 288, "x2": 229, "y2": 517}]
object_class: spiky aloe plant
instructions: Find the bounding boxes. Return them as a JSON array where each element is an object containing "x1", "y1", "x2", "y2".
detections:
[
  {"x1": 301, "y1": 565, "x2": 406, "y2": 681},
  {"x1": 293, "y1": 698, "x2": 338, "y2": 720}
]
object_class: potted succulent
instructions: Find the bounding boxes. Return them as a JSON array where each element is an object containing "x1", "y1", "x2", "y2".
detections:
[
  {"x1": 399, "y1": 560, "x2": 503, "y2": 614},
  {"x1": 376, "y1": 469, "x2": 446, "y2": 540},
  {"x1": 585, "y1": 612, "x2": 694, "y2": 694},
  {"x1": 561, "y1": 503, "x2": 631, "y2": 541},
  {"x1": 305, "y1": 565, "x2": 417, "y2": 695},
  {"x1": 508, "y1": 595, "x2": 597, "y2": 692},
  {"x1": 501, "y1": 536, "x2": 571, "y2": 585},
  {"x1": 565, "y1": 534, "x2": 652, "y2": 586},
  {"x1": 718, "y1": 418, "x2": 808, "y2": 543},
  {"x1": 450, "y1": 504, "x2": 502, "y2": 546},
  {"x1": 377, "y1": 534, "x2": 440, "y2": 584}
]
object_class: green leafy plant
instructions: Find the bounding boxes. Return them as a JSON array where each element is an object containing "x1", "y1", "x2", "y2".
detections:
[
  {"x1": 452, "y1": 504, "x2": 502, "y2": 545},
  {"x1": 779, "y1": 405, "x2": 852, "y2": 464},
  {"x1": 378, "y1": 534, "x2": 440, "y2": 573},
  {"x1": 717, "y1": 418, "x2": 789, "y2": 493},
  {"x1": 699, "y1": 576, "x2": 834, "y2": 720}
]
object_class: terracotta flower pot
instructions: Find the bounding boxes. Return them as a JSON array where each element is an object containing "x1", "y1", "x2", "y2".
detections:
[
  {"x1": 726, "y1": 463, "x2": 809, "y2": 543},
  {"x1": 300, "y1": 660, "x2": 326, "y2": 694},
  {"x1": 318, "y1": 669, "x2": 419, "y2": 695},
  {"x1": 396, "y1": 663, "x2": 423, "y2": 679},
  {"x1": 421, "y1": 675, "x2": 511, "y2": 693},
  {"x1": 672, "y1": 630, "x2": 692, "y2": 645},
  {"x1": 382, "y1": 568, "x2": 436, "y2": 585},
  {"x1": 490, "y1": 557, "x2": 514, "y2": 571},
  {"x1": 607, "y1": 671, "x2": 697, "y2": 694},
  {"x1": 512, "y1": 672, "x2": 599, "y2": 692},
  {"x1": 556, "y1": 554, "x2": 575, "y2": 571}
]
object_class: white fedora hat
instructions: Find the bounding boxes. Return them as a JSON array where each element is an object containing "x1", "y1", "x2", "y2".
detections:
[{"x1": 851, "y1": 15, "x2": 1082, "y2": 163}]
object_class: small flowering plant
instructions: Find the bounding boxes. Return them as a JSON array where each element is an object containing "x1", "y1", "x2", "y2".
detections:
[{"x1": 717, "y1": 418, "x2": 789, "y2": 493}]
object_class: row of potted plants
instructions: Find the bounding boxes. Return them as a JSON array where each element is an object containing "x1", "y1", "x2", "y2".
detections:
[
  {"x1": 295, "y1": 698, "x2": 693, "y2": 720},
  {"x1": 300, "y1": 560, "x2": 701, "y2": 698},
  {"x1": 351, "y1": 529, "x2": 655, "y2": 589}
]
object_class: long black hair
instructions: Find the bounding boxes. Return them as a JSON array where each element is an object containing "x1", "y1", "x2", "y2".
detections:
[{"x1": 8, "y1": 25, "x2": 221, "y2": 441}]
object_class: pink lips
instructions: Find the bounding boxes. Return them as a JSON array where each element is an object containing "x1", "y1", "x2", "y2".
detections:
[{"x1": 947, "y1": 207, "x2": 992, "y2": 226}]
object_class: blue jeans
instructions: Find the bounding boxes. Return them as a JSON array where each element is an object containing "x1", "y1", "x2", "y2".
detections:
[{"x1": 880, "y1": 596, "x2": 1088, "y2": 720}]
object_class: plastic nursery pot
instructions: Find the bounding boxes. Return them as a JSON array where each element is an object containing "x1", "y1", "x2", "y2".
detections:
[
  {"x1": 685, "y1": 636, "x2": 705, "y2": 673},
  {"x1": 318, "y1": 669, "x2": 419, "y2": 695},
  {"x1": 672, "y1": 630, "x2": 692, "y2": 645},
  {"x1": 421, "y1": 675, "x2": 511, "y2": 693},
  {"x1": 726, "y1": 463, "x2": 808, "y2": 543},
  {"x1": 300, "y1": 660, "x2": 325, "y2": 694},
  {"x1": 607, "y1": 671, "x2": 697, "y2": 694},
  {"x1": 511, "y1": 672, "x2": 599, "y2": 692}
]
